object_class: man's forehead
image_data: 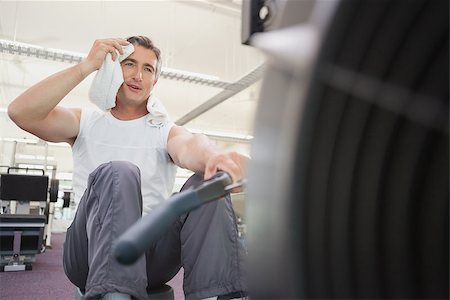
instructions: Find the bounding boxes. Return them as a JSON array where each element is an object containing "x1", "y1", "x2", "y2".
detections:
[{"x1": 126, "y1": 47, "x2": 157, "y2": 66}]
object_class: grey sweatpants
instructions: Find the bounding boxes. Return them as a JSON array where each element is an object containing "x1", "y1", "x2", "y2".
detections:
[{"x1": 63, "y1": 161, "x2": 247, "y2": 299}]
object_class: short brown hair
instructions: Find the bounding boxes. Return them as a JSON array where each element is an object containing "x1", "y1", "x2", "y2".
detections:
[{"x1": 126, "y1": 36, "x2": 162, "y2": 80}]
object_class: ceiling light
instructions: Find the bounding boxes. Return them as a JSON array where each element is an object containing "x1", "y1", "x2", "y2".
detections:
[
  {"x1": 0, "y1": 39, "x2": 84, "y2": 63},
  {"x1": 163, "y1": 67, "x2": 219, "y2": 81},
  {"x1": 0, "y1": 39, "x2": 231, "y2": 88}
]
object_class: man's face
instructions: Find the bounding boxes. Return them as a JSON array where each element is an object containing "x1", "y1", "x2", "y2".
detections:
[{"x1": 117, "y1": 45, "x2": 158, "y2": 106}]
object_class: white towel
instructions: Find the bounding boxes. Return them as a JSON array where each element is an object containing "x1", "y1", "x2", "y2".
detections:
[
  {"x1": 88, "y1": 44, "x2": 135, "y2": 111},
  {"x1": 146, "y1": 94, "x2": 170, "y2": 126},
  {"x1": 88, "y1": 44, "x2": 169, "y2": 126}
]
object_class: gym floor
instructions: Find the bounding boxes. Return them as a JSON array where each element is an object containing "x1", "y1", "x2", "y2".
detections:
[{"x1": 0, "y1": 232, "x2": 185, "y2": 300}]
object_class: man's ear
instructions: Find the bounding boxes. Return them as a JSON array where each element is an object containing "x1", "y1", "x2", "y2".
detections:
[{"x1": 153, "y1": 79, "x2": 158, "y2": 86}]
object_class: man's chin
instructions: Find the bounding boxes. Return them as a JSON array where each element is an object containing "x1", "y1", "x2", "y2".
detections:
[{"x1": 117, "y1": 90, "x2": 150, "y2": 103}]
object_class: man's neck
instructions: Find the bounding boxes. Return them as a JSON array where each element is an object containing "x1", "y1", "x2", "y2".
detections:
[{"x1": 111, "y1": 105, "x2": 148, "y2": 121}]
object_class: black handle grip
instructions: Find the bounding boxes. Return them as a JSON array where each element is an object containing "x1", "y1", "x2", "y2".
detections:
[{"x1": 113, "y1": 172, "x2": 232, "y2": 265}]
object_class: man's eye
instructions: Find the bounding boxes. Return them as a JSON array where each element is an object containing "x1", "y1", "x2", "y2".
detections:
[
  {"x1": 145, "y1": 67, "x2": 153, "y2": 73},
  {"x1": 124, "y1": 62, "x2": 134, "y2": 67}
]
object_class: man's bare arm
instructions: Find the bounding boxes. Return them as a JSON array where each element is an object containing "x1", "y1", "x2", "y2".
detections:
[
  {"x1": 8, "y1": 38, "x2": 129, "y2": 145},
  {"x1": 167, "y1": 125, "x2": 248, "y2": 182},
  {"x1": 8, "y1": 65, "x2": 87, "y2": 145}
]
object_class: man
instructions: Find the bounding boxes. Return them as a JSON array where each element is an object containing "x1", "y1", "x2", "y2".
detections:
[{"x1": 8, "y1": 36, "x2": 247, "y2": 299}]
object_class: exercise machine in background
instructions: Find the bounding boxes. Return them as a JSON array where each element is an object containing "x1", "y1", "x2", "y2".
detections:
[{"x1": 0, "y1": 167, "x2": 59, "y2": 271}]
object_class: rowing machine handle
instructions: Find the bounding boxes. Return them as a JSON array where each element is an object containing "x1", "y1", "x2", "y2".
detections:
[{"x1": 113, "y1": 171, "x2": 232, "y2": 265}]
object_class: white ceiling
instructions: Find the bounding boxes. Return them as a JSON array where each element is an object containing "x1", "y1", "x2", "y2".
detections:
[{"x1": 0, "y1": 0, "x2": 266, "y2": 173}]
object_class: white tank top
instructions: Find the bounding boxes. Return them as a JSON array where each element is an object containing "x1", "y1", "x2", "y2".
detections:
[{"x1": 72, "y1": 109, "x2": 177, "y2": 214}]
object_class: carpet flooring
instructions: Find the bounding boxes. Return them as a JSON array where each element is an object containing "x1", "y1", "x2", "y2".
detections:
[{"x1": 0, "y1": 233, "x2": 185, "y2": 300}]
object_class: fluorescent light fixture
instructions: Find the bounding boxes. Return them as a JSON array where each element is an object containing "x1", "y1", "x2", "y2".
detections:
[
  {"x1": 162, "y1": 66, "x2": 229, "y2": 88},
  {"x1": 0, "y1": 39, "x2": 230, "y2": 88},
  {"x1": 0, "y1": 39, "x2": 84, "y2": 64},
  {"x1": 163, "y1": 67, "x2": 219, "y2": 81}
]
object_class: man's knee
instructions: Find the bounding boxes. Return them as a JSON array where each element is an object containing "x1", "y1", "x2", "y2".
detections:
[
  {"x1": 86, "y1": 161, "x2": 142, "y2": 210},
  {"x1": 89, "y1": 161, "x2": 141, "y2": 187},
  {"x1": 180, "y1": 173, "x2": 203, "y2": 191},
  {"x1": 95, "y1": 161, "x2": 140, "y2": 178}
]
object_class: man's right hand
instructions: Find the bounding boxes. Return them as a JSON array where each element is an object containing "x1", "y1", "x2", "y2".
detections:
[{"x1": 79, "y1": 38, "x2": 130, "y2": 77}]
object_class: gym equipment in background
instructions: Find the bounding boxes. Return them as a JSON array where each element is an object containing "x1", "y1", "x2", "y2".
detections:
[
  {"x1": 0, "y1": 168, "x2": 49, "y2": 271},
  {"x1": 0, "y1": 166, "x2": 60, "y2": 271}
]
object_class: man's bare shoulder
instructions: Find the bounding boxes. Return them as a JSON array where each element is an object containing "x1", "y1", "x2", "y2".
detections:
[{"x1": 68, "y1": 107, "x2": 82, "y2": 123}]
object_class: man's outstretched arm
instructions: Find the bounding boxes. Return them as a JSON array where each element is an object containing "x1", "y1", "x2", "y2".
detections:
[{"x1": 167, "y1": 125, "x2": 248, "y2": 183}]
